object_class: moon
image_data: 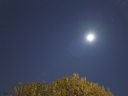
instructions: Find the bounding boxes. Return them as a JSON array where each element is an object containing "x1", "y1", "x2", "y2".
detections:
[{"x1": 86, "y1": 33, "x2": 95, "y2": 42}]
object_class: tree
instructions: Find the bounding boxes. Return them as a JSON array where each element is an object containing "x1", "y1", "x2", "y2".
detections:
[
  {"x1": 9, "y1": 73, "x2": 114, "y2": 96},
  {"x1": 3, "y1": 92, "x2": 8, "y2": 96}
]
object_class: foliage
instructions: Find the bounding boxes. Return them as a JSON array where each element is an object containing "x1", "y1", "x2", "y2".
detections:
[{"x1": 6, "y1": 73, "x2": 114, "y2": 96}]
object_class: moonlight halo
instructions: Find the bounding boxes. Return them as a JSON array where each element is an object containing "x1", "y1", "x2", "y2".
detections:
[{"x1": 86, "y1": 33, "x2": 95, "y2": 42}]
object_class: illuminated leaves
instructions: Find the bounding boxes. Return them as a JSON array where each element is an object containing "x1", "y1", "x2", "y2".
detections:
[{"x1": 10, "y1": 73, "x2": 114, "y2": 96}]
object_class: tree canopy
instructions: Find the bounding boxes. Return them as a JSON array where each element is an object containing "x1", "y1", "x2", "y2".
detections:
[{"x1": 7, "y1": 73, "x2": 114, "y2": 96}]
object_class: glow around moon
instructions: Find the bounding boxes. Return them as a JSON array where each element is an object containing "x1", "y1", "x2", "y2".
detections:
[{"x1": 86, "y1": 33, "x2": 95, "y2": 42}]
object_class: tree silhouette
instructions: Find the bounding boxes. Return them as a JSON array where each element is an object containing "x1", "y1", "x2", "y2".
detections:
[
  {"x1": 3, "y1": 92, "x2": 8, "y2": 96},
  {"x1": 9, "y1": 73, "x2": 114, "y2": 96}
]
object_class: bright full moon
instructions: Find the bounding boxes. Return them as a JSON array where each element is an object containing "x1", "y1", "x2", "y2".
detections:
[{"x1": 86, "y1": 34, "x2": 95, "y2": 42}]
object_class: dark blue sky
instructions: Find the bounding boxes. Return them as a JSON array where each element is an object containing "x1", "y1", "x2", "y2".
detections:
[{"x1": 1, "y1": 0, "x2": 128, "y2": 95}]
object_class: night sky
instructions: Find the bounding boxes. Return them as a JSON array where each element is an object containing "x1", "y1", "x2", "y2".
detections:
[{"x1": 1, "y1": 0, "x2": 128, "y2": 95}]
